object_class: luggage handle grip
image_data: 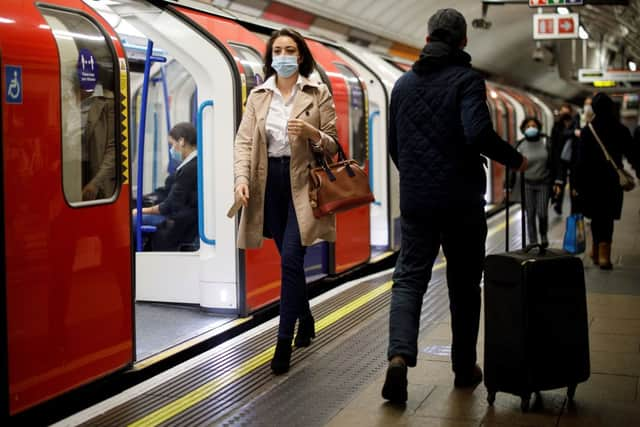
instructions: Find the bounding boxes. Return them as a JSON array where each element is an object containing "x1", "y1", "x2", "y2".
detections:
[{"x1": 524, "y1": 243, "x2": 547, "y2": 255}]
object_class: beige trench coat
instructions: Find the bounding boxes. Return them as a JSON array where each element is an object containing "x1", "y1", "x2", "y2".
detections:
[{"x1": 233, "y1": 77, "x2": 338, "y2": 249}]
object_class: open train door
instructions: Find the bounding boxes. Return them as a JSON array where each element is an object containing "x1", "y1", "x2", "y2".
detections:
[{"x1": 1, "y1": 0, "x2": 133, "y2": 416}]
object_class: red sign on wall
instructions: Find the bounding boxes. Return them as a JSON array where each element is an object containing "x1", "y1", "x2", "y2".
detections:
[
  {"x1": 537, "y1": 18, "x2": 555, "y2": 34},
  {"x1": 558, "y1": 17, "x2": 576, "y2": 34}
]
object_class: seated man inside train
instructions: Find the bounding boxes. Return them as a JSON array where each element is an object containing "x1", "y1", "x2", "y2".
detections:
[
  {"x1": 81, "y1": 69, "x2": 117, "y2": 201},
  {"x1": 132, "y1": 122, "x2": 199, "y2": 251}
]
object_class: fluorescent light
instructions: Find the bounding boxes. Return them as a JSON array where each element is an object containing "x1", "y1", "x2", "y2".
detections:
[
  {"x1": 629, "y1": 61, "x2": 637, "y2": 72},
  {"x1": 557, "y1": 7, "x2": 570, "y2": 15},
  {"x1": 0, "y1": 17, "x2": 16, "y2": 24},
  {"x1": 579, "y1": 25, "x2": 589, "y2": 40}
]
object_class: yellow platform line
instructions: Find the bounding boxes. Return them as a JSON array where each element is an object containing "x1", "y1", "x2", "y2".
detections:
[{"x1": 128, "y1": 211, "x2": 516, "y2": 426}]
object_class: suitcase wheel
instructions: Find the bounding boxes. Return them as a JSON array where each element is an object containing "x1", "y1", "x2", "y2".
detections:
[
  {"x1": 567, "y1": 383, "x2": 577, "y2": 401},
  {"x1": 487, "y1": 390, "x2": 496, "y2": 406},
  {"x1": 520, "y1": 394, "x2": 531, "y2": 412}
]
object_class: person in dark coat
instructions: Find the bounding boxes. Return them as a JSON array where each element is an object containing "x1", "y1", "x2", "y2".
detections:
[
  {"x1": 573, "y1": 93, "x2": 639, "y2": 269},
  {"x1": 550, "y1": 103, "x2": 578, "y2": 215},
  {"x1": 132, "y1": 122, "x2": 199, "y2": 251},
  {"x1": 381, "y1": 8, "x2": 527, "y2": 404}
]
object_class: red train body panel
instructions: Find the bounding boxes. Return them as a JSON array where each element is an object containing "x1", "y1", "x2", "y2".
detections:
[{"x1": 1, "y1": 0, "x2": 133, "y2": 415}]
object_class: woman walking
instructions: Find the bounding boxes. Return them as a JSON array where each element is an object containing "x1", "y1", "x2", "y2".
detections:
[
  {"x1": 233, "y1": 28, "x2": 338, "y2": 374},
  {"x1": 574, "y1": 93, "x2": 639, "y2": 269}
]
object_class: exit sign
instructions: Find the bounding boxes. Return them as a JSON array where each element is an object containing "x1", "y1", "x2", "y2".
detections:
[
  {"x1": 533, "y1": 13, "x2": 579, "y2": 39},
  {"x1": 529, "y1": 0, "x2": 583, "y2": 6}
]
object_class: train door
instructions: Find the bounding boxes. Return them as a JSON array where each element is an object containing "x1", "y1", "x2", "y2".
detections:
[
  {"x1": 307, "y1": 40, "x2": 371, "y2": 273},
  {"x1": 331, "y1": 46, "x2": 391, "y2": 258},
  {"x1": 86, "y1": 0, "x2": 238, "y2": 361},
  {"x1": 2, "y1": 0, "x2": 132, "y2": 415}
]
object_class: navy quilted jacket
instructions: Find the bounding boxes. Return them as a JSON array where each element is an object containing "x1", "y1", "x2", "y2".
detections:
[{"x1": 389, "y1": 43, "x2": 522, "y2": 218}]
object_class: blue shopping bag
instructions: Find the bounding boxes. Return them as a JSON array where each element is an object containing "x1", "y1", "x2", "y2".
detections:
[{"x1": 563, "y1": 213, "x2": 586, "y2": 254}]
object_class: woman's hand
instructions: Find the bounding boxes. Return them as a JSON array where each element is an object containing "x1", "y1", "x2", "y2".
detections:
[
  {"x1": 288, "y1": 119, "x2": 320, "y2": 142},
  {"x1": 235, "y1": 183, "x2": 250, "y2": 207}
]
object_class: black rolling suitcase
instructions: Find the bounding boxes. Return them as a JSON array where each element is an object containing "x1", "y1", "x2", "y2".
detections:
[{"x1": 483, "y1": 171, "x2": 590, "y2": 411}]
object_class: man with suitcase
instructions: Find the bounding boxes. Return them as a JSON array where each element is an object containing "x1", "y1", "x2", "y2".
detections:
[{"x1": 382, "y1": 8, "x2": 527, "y2": 403}]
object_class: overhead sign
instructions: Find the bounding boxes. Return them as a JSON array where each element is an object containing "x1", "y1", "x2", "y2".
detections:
[
  {"x1": 533, "y1": 13, "x2": 579, "y2": 39},
  {"x1": 578, "y1": 68, "x2": 640, "y2": 83},
  {"x1": 529, "y1": 0, "x2": 583, "y2": 6}
]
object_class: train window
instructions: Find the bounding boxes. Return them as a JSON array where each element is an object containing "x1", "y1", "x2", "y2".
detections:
[
  {"x1": 333, "y1": 63, "x2": 367, "y2": 165},
  {"x1": 38, "y1": 6, "x2": 119, "y2": 205},
  {"x1": 229, "y1": 43, "x2": 265, "y2": 98}
]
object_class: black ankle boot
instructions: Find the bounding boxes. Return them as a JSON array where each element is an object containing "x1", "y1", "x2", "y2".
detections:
[
  {"x1": 270, "y1": 338, "x2": 292, "y2": 375},
  {"x1": 294, "y1": 315, "x2": 316, "y2": 348}
]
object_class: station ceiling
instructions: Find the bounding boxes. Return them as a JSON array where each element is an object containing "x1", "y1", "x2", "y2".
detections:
[{"x1": 209, "y1": 0, "x2": 640, "y2": 100}]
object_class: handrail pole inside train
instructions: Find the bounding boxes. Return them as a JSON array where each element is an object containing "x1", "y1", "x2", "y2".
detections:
[
  {"x1": 135, "y1": 39, "x2": 167, "y2": 251},
  {"x1": 160, "y1": 66, "x2": 175, "y2": 174},
  {"x1": 197, "y1": 100, "x2": 216, "y2": 246},
  {"x1": 368, "y1": 110, "x2": 381, "y2": 206}
]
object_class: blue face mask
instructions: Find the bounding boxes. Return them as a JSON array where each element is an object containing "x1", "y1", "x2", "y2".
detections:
[
  {"x1": 272, "y1": 55, "x2": 298, "y2": 78},
  {"x1": 524, "y1": 127, "x2": 540, "y2": 139},
  {"x1": 170, "y1": 145, "x2": 182, "y2": 162}
]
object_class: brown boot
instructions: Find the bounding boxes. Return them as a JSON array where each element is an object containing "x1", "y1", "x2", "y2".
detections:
[
  {"x1": 598, "y1": 242, "x2": 613, "y2": 270},
  {"x1": 590, "y1": 242, "x2": 599, "y2": 265}
]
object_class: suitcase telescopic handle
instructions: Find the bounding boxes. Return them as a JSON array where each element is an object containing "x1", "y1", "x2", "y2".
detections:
[{"x1": 504, "y1": 167, "x2": 526, "y2": 252}]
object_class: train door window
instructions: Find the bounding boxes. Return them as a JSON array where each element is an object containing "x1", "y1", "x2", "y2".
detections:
[
  {"x1": 333, "y1": 63, "x2": 367, "y2": 165},
  {"x1": 229, "y1": 43, "x2": 264, "y2": 97},
  {"x1": 38, "y1": 6, "x2": 119, "y2": 205}
]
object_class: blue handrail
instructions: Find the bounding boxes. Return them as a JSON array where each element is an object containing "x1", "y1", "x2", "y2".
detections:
[
  {"x1": 197, "y1": 100, "x2": 215, "y2": 246},
  {"x1": 152, "y1": 111, "x2": 158, "y2": 189},
  {"x1": 135, "y1": 40, "x2": 167, "y2": 251},
  {"x1": 368, "y1": 110, "x2": 381, "y2": 206}
]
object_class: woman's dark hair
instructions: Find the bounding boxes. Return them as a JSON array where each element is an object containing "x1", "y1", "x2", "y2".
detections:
[
  {"x1": 169, "y1": 122, "x2": 197, "y2": 147},
  {"x1": 264, "y1": 28, "x2": 316, "y2": 79},
  {"x1": 520, "y1": 116, "x2": 542, "y2": 133}
]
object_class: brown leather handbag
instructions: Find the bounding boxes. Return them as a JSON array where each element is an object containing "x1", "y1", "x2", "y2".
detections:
[{"x1": 308, "y1": 143, "x2": 374, "y2": 218}]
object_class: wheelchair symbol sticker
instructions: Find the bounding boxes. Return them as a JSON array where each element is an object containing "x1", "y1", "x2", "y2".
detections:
[{"x1": 5, "y1": 65, "x2": 22, "y2": 104}]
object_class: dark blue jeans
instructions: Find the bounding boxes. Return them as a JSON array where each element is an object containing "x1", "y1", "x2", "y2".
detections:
[
  {"x1": 264, "y1": 157, "x2": 311, "y2": 340},
  {"x1": 388, "y1": 205, "x2": 487, "y2": 374}
]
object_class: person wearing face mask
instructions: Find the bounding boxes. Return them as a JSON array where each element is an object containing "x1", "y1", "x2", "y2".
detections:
[
  {"x1": 510, "y1": 117, "x2": 553, "y2": 247},
  {"x1": 550, "y1": 103, "x2": 579, "y2": 215},
  {"x1": 132, "y1": 122, "x2": 199, "y2": 251},
  {"x1": 232, "y1": 28, "x2": 338, "y2": 375}
]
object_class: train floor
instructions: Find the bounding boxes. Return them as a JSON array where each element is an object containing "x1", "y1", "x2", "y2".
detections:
[{"x1": 55, "y1": 190, "x2": 640, "y2": 427}]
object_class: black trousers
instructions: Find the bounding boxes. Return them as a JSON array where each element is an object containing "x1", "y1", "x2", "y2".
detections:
[
  {"x1": 388, "y1": 204, "x2": 487, "y2": 373},
  {"x1": 264, "y1": 157, "x2": 311, "y2": 340},
  {"x1": 591, "y1": 215, "x2": 614, "y2": 244}
]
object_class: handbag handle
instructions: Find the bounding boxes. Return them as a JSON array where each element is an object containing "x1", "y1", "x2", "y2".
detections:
[
  {"x1": 311, "y1": 142, "x2": 356, "y2": 182},
  {"x1": 588, "y1": 120, "x2": 621, "y2": 175}
]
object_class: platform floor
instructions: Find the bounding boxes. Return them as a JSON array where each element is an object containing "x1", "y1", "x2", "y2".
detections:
[
  {"x1": 328, "y1": 190, "x2": 640, "y2": 427},
  {"x1": 54, "y1": 189, "x2": 640, "y2": 427}
]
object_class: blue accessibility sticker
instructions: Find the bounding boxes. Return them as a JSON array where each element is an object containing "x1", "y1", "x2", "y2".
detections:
[{"x1": 5, "y1": 65, "x2": 22, "y2": 104}]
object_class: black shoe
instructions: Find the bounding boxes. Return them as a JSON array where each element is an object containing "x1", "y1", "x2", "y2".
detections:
[
  {"x1": 454, "y1": 364, "x2": 483, "y2": 388},
  {"x1": 381, "y1": 361, "x2": 408, "y2": 403},
  {"x1": 294, "y1": 315, "x2": 316, "y2": 348},
  {"x1": 270, "y1": 338, "x2": 292, "y2": 375}
]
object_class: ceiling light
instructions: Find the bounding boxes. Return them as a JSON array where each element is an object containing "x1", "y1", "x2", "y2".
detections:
[
  {"x1": 557, "y1": 7, "x2": 570, "y2": 15},
  {"x1": 579, "y1": 25, "x2": 589, "y2": 40},
  {"x1": 629, "y1": 61, "x2": 637, "y2": 72}
]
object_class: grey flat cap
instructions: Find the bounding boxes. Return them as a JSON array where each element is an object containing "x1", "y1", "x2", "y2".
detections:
[{"x1": 428, "y1": 8, "x2": 467, "y2": 46}]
